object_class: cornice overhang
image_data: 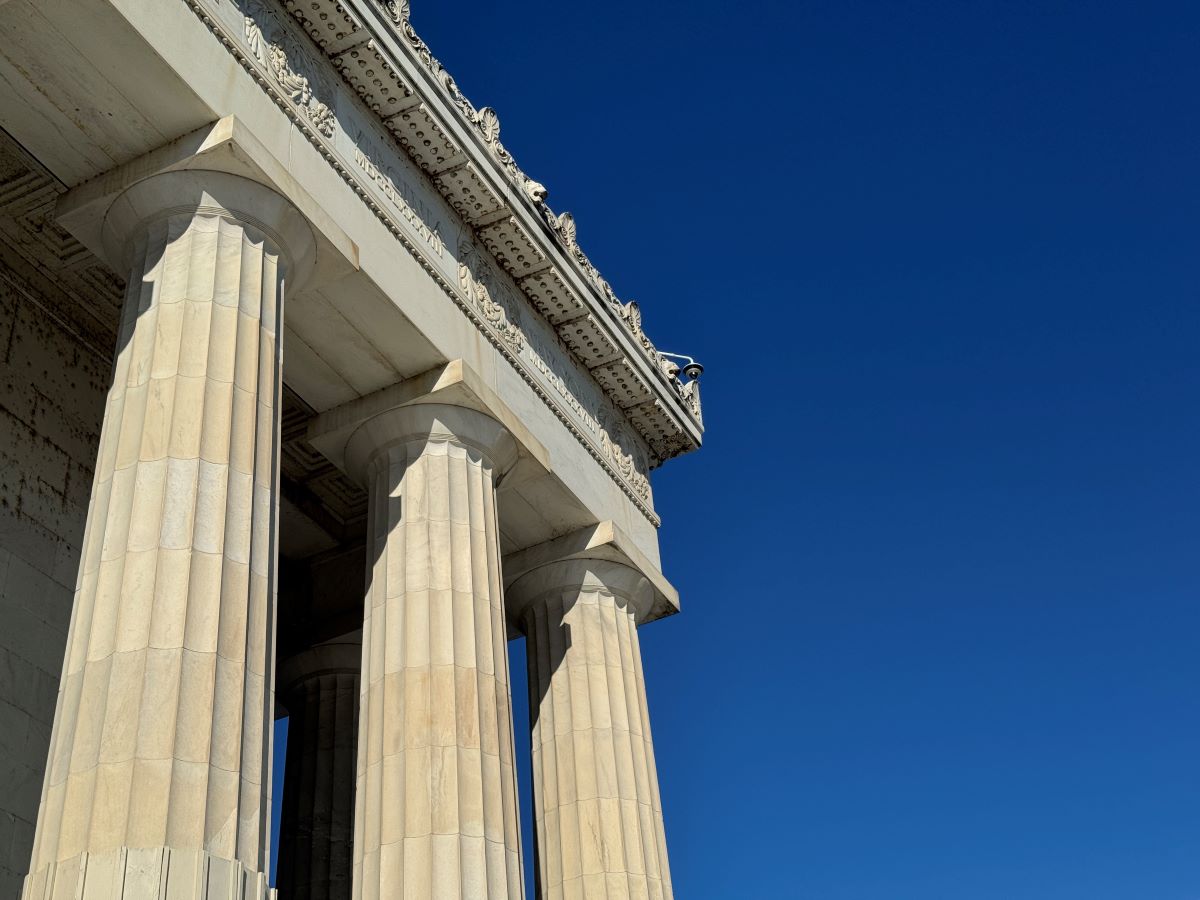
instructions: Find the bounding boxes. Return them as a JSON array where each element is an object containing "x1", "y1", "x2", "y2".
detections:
[{"x1": 278, "y1": 0, "x2": 703, "y2": 465}]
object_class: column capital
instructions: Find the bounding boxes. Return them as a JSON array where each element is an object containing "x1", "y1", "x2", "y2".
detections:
[
  {"x1": 507, "y1": 558, "x2": 655, "y2": 624},
  {"x1": 100, "y1": 169, "x2": 318, "y2": 284},
  {"x1": 502, "y1": 521, "x2": 680, "y2": 627},
  {"x1": 55, "y1": 116, "x2": 358, "y2": 295},
  {"x1": 342, "y1": 402, "x2": 518, "y2": 486},
  {"x1": 307, "y1": 360, "x2": 550, "y2": 491},
  {"x1": 277, "y1": 636, "x2": 362, "y2": 698}
]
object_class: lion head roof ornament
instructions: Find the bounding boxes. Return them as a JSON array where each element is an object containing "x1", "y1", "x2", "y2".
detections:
[
  {"x1": 524, "y1": 180, "x2": 548, "y2": 203},
  {"x1": 379, "y1": 1, "x2": 703, "y2": 426}
]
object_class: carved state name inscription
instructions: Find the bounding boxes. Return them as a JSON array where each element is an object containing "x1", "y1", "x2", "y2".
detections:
[{"x1": 353, "y1": 133, "x2": 445, "y2": 258}]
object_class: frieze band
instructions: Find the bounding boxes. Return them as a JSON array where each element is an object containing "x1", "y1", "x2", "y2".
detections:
[
  {"x1": 244, "y1": 0, "x2": 335, "y2": 137},
  {"x1": 459, "y1": 239, "x2": 654, "y2": 504},
  {"x1": 373, "y1": 0, "x2": 701, "y2": 418},
  {"x1": 353, "y1": 132, "x2": 446, "y2": 257},
  {"x1": 182, "y1": 0, "x2": 663, "y2": 522}
]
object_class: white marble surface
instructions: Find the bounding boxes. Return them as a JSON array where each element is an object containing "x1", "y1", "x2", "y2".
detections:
[
  {"x1": 348, "y1": 404, "x2": 525, "y2": 900},
  {"x1": 512, "y1": 560, "x2": 673, "y2": 900},
  {"x1": 21, "y1": 172, "x2": 313, "y2": 900}
]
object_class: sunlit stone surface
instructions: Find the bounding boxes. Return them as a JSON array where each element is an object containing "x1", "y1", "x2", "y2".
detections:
[
  {"x1": 0, "y1": 2, "x2": 704, "y2": 898},
  {"x1": 345, "y1": 405, "x2": 525, "y2": 899},
  {"x1": 510, "y1": 561, "x2": 673, "y2": 900},
  {"x1": 21, "y1": 172, "x2": 312, "y2": 900}
]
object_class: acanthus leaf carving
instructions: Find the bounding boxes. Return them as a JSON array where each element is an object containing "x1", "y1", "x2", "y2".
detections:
[
  {"x1": 380, "y1": 0, "x2": 409, "y2": 24},
  {"x1": 476, "y1": 106, "x2": 501, "y2": 146},
  {"x1": 458, "y1": 238, "x2": 524, "y2": 352},
  {"x1": 622, "y1": 300, "x2": 657, "y2": 358},
  {"x1": 460, "y1": 237, "x2": 652, "y2": 503},
  {"x1": 681, "y1": 380, "x2": 703, "y2": 426},
  {"x1": 339, "y1": 0, "x2": 703, "y2": 429},
  {"x1": 555, "y1": 211, "x2": 576, "y2": 248},
  {"x1": 386, "y1": 9, "x2": 539, "y2": 192},
  {"x1": 599, "y1": 408, "x2": 650, "y2": 501},
  {"x1": 182, "y1": 0, "x2": 674, "y2": 520},
  {"x1": 619, "y1": 298, "x2": 705, "y2": 419},
  {"x1": 621, "y1": 300, "x2": 642, "y2": 335},
  {"x1": 242, "y1": 0, "x2": 335, "y2": 137}
]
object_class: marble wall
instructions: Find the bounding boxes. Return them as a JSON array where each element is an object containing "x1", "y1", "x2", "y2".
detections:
[{"x1": 0, "y1": 255, "x2": 111, "y2": 896}]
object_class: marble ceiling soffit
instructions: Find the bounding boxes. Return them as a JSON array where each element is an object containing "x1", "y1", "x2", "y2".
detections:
[
  {"x1": 184, "y1": 0, "x2": 702, "y2": 461},
  {"x1": 182, "y1": 0, "x2": 673, "y2": 525}
]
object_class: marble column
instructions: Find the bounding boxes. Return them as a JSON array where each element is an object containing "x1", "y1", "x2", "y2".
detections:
[
  {"x1": 508, "y1": 560, "x2": 673, "y2": 900},
  {"x1": 22, "y1": 171, "x2": 315, "y2": 900},
  {"x1": 277, "y1": 642, "x2": 361, "y2": 900},
  {"x1": 344, "y1": 404, "x2": 525, "y2": 900}
]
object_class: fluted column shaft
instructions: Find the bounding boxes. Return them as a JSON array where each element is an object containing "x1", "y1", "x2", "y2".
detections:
[
  {"x1": 511, "y1": 560, "x2": 673, "y2": 900},
  {"x1": 347, "y1": 405, "x2": 525, "y2": 900},
  {"x1": 23, "y1": 172, "x2": 316, "y2": 900},
  {"x1": 277, "y1": 642, "x2": 360, "y2": 900}
]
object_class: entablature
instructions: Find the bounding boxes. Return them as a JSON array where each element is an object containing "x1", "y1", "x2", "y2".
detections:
[{"x1": 275, "y1": 0, "x2": 704, "y2": 464}]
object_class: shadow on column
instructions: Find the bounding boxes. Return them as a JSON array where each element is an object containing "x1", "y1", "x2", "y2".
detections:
[{"x1": 276, "y1": 640, "x2": 362, "y2": 900}]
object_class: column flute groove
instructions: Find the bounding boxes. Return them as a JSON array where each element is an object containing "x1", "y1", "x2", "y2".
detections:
[
  {"x1": 21, "y1": 171, "x2": 316, "y2": 900},
  {"x1": 344, "y1": 404, "x2": 525, "y2": 900},
  {"x1": 511, "y1": 559, "x2": 674, "y2": 900},
  {"x1": 278, "y1": 641, "x2": 361, "y2": 900}
]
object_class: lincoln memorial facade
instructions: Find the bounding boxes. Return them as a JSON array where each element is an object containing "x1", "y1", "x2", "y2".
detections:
[{"x1": 0, "y1": 2, "x2": 704, "y2": 899}]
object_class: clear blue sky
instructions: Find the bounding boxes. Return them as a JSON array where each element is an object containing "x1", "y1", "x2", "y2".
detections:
[{"x1": 278, "y1": 2, "x2": 1200, "y2": 897}]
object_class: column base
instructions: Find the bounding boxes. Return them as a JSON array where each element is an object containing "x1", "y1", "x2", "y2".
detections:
[{"x1": 22, "y1": 848, "x2": 275, "y2": 900}]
